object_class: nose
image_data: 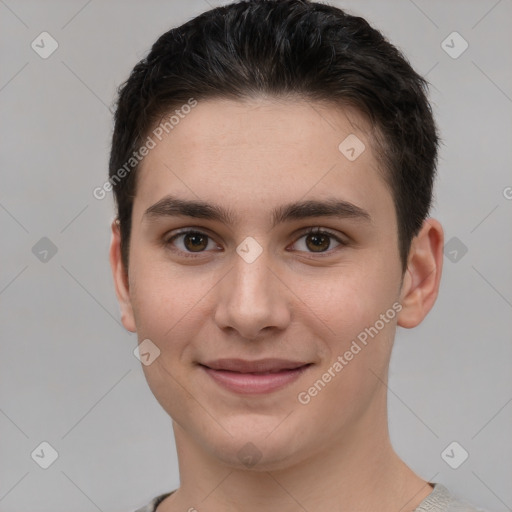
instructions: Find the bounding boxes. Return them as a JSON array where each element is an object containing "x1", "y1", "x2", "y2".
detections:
[{"x1": 213, "y1": 245, "x2": 291, "y2": 340}]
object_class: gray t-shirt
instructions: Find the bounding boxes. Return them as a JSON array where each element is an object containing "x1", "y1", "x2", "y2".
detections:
[{"x1": 133, "y1": 483, "x2": 486, "y2": 512}]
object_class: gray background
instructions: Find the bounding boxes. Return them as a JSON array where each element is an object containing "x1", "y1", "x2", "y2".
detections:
[{"x1": 0, "y1": 0, "x2": 511, "y2": 511}]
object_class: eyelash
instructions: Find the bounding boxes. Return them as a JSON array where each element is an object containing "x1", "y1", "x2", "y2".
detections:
[{"x1": 163, "y1": 227, "x2": 347, "y2": 259}]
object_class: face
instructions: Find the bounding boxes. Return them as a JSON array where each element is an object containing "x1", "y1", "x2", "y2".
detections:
[{"x1": 112, "y1": 97, "x2": 423, "y2": 471}]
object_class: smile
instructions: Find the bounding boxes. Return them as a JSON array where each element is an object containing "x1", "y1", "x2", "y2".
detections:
[{"x1": 199, "y1": 359, "x2": 313, "y2": 394}]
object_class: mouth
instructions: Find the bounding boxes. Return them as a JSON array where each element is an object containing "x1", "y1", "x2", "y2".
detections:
[{"x1": 198, "y1": 358, "x2": 313, "y2": 394}]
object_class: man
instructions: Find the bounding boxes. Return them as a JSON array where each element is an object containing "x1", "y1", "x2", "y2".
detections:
[{"x1": 108, "y1": 1, "x2": 485, "y2": 510}]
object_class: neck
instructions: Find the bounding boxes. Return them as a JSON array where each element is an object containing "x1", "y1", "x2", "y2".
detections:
[{"x1": 158, "y1": 396, "x2": 432, "y2": 512}]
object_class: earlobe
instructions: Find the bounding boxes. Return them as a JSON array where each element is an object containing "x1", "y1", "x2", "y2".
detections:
[
  {"x1": 397, "y1": 218, "x2": 444, "y2": 329},
  {"x1": 109, "y1": 220, "x2": 137, "y2": 333}
]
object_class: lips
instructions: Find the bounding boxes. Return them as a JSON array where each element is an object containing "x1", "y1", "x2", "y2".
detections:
[
  {"x1": 201, "y1": 358, "x2": 310, "y2": 373},
  {"x1": 199, "y1": 358, "x2": 312, "y2": 394}
]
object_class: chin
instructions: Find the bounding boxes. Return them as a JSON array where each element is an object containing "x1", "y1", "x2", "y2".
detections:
[{"x1": 201, "y1": 420, "x2": 310, "y2": 472}]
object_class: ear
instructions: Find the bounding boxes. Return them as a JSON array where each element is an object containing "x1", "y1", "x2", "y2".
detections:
[
  {"x1": 397, "y1": 218, "x2": 444, "y2": 329},
  {"x1": 109, "y1": 219, "x2": 137, "y2": 333}
]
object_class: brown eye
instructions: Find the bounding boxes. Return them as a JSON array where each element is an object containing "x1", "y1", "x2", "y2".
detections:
[
  {"x1": 291, "y1": 228, "x2": 344, "y2": 255},
  {"x1": 165, "y1": 230, "x2": 217, "y2": 257},
  {"x1": 182, "y1": 232, "x2": 209, "y2": 252},
  {"x1": 305, "y1": 232, "x2": 331, "y2": 252}
]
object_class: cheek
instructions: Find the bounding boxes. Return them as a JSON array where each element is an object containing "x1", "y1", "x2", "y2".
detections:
[
  {"x1": 297, "y1": 271, "x2": 399, "y2": 425},
  {"x1": 298, "y1": 259, "x2": 400, "y2": 339},
  {"x1": 129, "y1": 272, "x2": 171, "y2": 341},
  {"x1": 128, "y1": 246, "x2": 203, "y2": 338},
  {"x1": 128, "y1": 255, "x2": 224, "y2": 394},
  {"x1": 302, "y1": 259, "x2": 401, "y2": 401},
  {"x1": 129, "y1": 263, "x2": 207, "y2": 417}
]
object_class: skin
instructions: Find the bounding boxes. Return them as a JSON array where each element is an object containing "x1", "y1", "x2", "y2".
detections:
[{"x1": 110, "y1": 97, "x2": 444, "y2": 512}]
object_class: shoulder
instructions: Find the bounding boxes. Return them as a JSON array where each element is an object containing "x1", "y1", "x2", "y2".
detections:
[
  {"x1": 132, "y1": 492, "x2": 174, "y2": 512},
  {"x1": 133, "y1": 485, "x2": 488, "y2": 512},
  {"x1": 414, "y1": 483, "x2": 489, "y2": 512}
]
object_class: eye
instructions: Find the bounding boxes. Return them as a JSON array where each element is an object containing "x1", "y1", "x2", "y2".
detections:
[
  {"x1": 290, "y1": 227, "x2": 345, "y2": 254},
  {"x1": 164, "y1": 229, "x2": 220, "y2": 258},
  {"x1": 164, "y1": 227, "x2": 346, "y2": 259}
]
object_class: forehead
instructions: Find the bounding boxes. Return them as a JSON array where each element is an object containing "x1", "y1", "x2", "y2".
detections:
[{"x1": 134, "y1": 97, "x2": 392, "y2": 222}]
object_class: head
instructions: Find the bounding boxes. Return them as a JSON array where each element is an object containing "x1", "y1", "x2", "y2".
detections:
[{"x1": 109, "y1": 0, "x2": 443, "y2": 470}]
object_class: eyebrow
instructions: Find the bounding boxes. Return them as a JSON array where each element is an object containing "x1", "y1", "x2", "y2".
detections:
[{"x1": 143, "y1": 194, "x2": 372, "y2": 229}]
